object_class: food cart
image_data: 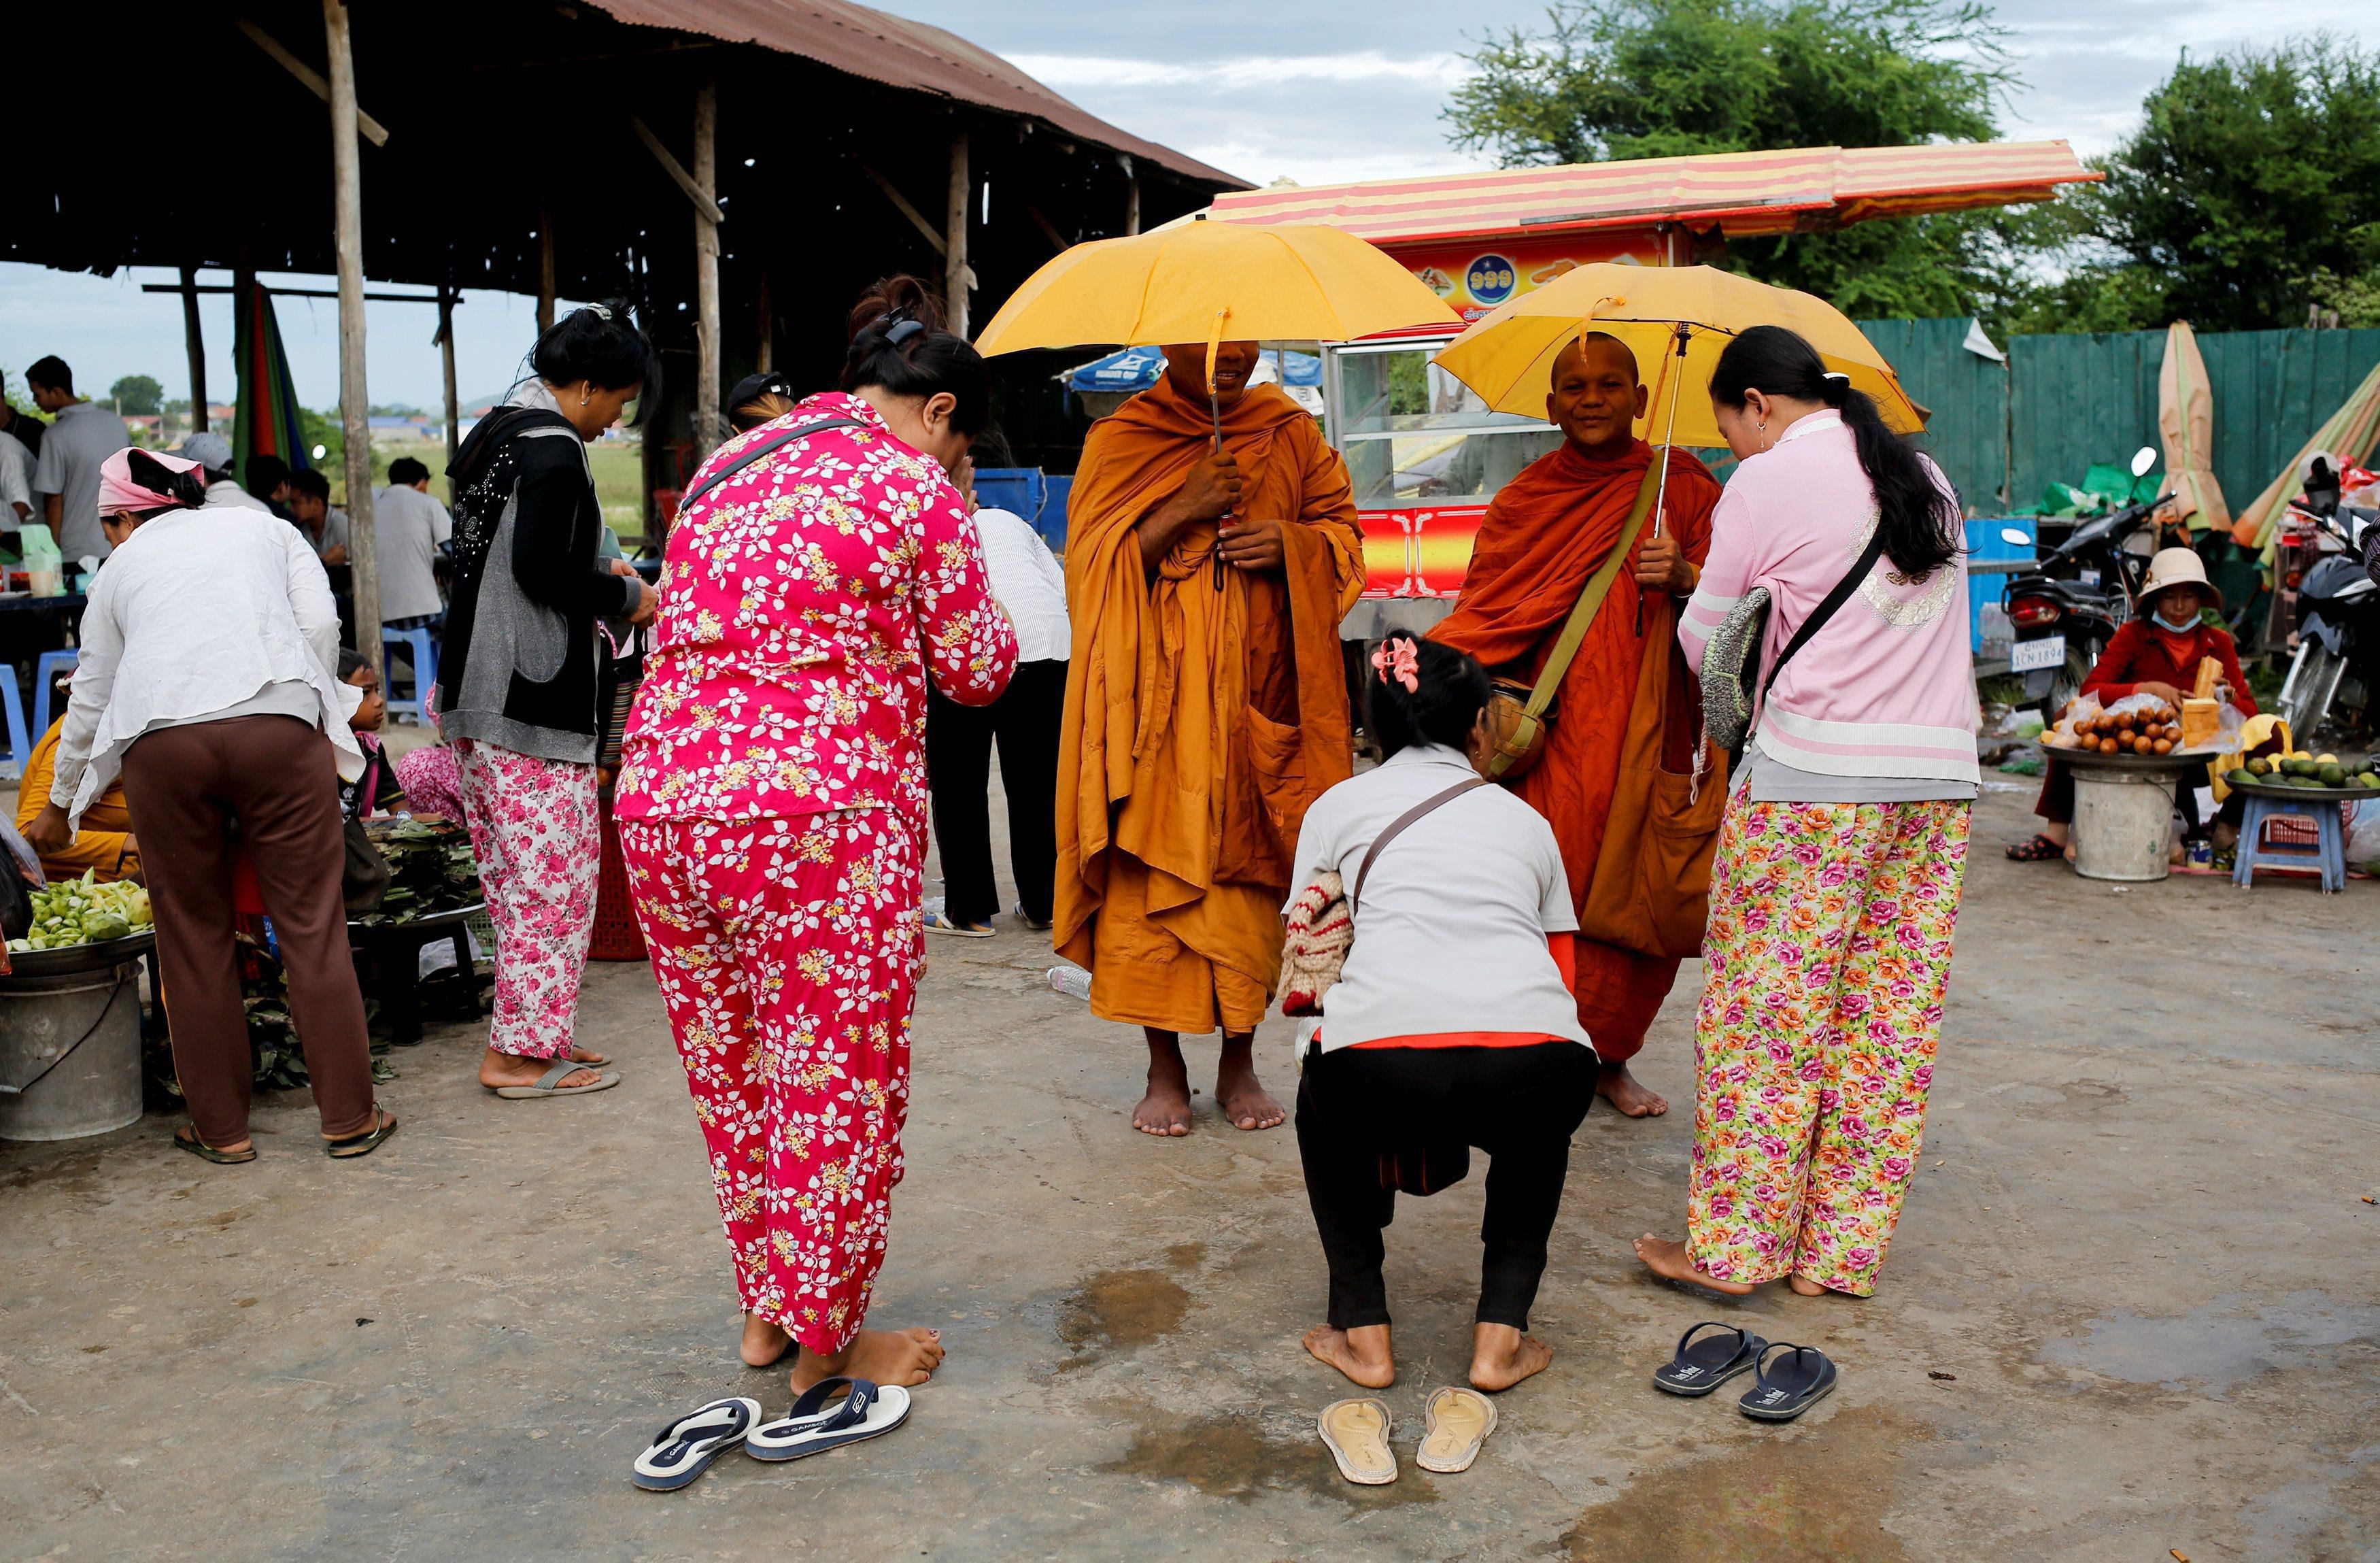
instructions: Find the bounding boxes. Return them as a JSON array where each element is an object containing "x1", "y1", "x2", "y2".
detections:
[{"x1": 1203, "y1": 141, "x2": 2099, "y2": 637}]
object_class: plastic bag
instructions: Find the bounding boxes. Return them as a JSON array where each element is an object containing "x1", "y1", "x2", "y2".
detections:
[
  {"x1": 18, "y1": 523, "x2": 62, "y2": 597},
  {"x1": 2041, "y1": 691, "x2": 2199, "y2": 758}
]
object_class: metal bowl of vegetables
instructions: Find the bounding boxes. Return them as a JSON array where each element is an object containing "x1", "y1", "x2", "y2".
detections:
[{"x1": 5, "y1": 873, "x2": 158, "y2": 976}]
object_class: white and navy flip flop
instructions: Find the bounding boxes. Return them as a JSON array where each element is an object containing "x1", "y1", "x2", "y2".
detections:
[
  {"x1": 632, "y1": 1396, "x2": 762, "y2": 1490},
  {"x1": 744, "y1": 1377, "x2": 911, "y2": 1462}
]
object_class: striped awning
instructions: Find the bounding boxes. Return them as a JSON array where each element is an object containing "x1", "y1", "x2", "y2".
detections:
[{"x1": 1206, "y1": 142, "x2": 2098, "y2": 245}]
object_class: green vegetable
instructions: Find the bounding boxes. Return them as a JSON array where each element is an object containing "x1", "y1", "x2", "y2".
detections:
[
  {"x1": 16, "y1": 870, "x2": 156, "y2": 950},
  {"x1": 2225, "y1": 769, "x2": 2257, "y2": 788}
]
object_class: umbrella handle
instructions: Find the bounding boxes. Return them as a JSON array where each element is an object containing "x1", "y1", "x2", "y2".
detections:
[
  {"x1": 1638, "y1": 322, "x2": 1691, "y2": 634},
  {"x1": 1208, "y1": 306, "x2": 1231, "y2": 591}
]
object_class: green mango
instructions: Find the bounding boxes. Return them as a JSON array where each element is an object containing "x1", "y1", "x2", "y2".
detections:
[
  {"x1": 2319, "y1": 762, "x2": 2347, "y2": 786},
  {"x1": 2225, "y1": 769, "x2": 2258, "y2": 788}
]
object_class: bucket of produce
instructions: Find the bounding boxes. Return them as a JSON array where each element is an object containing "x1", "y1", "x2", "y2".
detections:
[{"x1": 0, "y1": 873, "x2": 156, "y2": 1141}]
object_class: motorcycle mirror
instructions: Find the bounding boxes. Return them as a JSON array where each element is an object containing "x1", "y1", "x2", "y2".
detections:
[
  {"x1": 2001, "y1": 527, "x2": 2031, "y2": 547},
  {"x1": 2130, "y1": 446, "x2": 2158, "y2": 479}
]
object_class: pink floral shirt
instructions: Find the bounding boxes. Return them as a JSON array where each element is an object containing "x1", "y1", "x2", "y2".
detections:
[{"x1": 614, "y1": 392, "x2": 1017, "y2": 824}]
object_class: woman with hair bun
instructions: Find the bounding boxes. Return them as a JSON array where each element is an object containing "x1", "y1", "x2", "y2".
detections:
[
  {"x1": 1644, "y1": 323, "x2": 1975, "y2": 1300},
  {"x1": 1286, "y1": 632, "x2": 1598, "y2": 1395},
  {"x1": 616, "y1": 299, "x2": 1017, "y2": 1393},
  {"x1": 437, "y1": 301, "x2": 660, "y2": 1101}
]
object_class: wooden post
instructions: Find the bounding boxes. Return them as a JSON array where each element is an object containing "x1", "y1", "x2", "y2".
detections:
[
  {"x1": 693, "y1": 80, "x2": 720, "y2": 455},
  {"x1": 755, "y1": 267, "x2": 772, "y2": 375},
  {"x1": 179, "y1": 266, "x2": 207, "y2": 441},
  {"x1": 945, "y1": 132, "x2": 970, "y2": 336},
  {"x1": 438, "y1": 284, "x2": 460, "y2": 488},
  {"x1": 1122, "y1": 155, "x2": 1140, "y2": 236},
  {"x1": 323, "y1": 0, "x2": 378, "y2": 658},
  {"x1": 537, "y1": 211, "x2": 556, "y2": 333}
]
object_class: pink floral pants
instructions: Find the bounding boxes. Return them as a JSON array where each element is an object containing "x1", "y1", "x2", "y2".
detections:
[
  {"x1": 619, "y1": 809, "x2": 923, "y2": 1356},
  {"x1": 453, "y1": 739, "x2": 599, "y2": 1060},
  {"x1": 1686, "y1": 798, "x2": 1971, "y2": 1296}
]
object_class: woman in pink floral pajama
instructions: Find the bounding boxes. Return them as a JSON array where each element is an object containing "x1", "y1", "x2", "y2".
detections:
[{"x1": 617, "y1": 305, "x2": 1016, "y2": 1395}]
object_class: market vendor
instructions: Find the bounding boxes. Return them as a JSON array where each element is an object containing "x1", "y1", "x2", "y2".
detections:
[
  {"x1": 14, "y1": 701, "x2": 137, "y2": 883},
  {"x1": 2009, "y1": 548, "x2": 2255, "y2": 862}
]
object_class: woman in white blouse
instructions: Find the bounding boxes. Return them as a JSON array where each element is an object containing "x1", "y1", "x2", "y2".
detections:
[{"x1": 1286, "y1": 633, "x2": 1597, "y2": 1396}]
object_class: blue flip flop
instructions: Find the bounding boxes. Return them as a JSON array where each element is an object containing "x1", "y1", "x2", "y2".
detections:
[
  {"x1": 632, "y1": 1396, "x2": 762, "y2": 1490},
  {"x1": 745, "y1": 1377, "x2": 911, "y2": 1462},
  {"x1": 1652, "y1": 1321, "x2": 1769, "y2": 1397},
  {"x1": 1738, "y1": 1343, "x2": 1838, "y2": 1422}
]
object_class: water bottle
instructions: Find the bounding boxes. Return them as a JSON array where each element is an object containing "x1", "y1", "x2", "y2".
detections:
[{"x1": 1047, "y1": 965, "x2": 1091, "y2": 1001}]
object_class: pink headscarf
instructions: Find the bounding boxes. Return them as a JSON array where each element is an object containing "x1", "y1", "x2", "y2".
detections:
[{"x1": 96, "y1": 447, "x2": 201, "y2": 518}]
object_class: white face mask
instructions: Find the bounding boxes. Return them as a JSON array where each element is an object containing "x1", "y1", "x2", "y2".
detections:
[{"x1": 2151, "y1": 604, "x2": 2200, "y2": 633}]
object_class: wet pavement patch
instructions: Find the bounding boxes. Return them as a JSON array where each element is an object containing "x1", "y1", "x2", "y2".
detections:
[
  {"x1": 1057, "y1": 1266, "x2": 1191, "y2": 1366},
  {"x1": 2039, "y1": 1292, "x2": 2380, "y2": 1394},
  {"x1": 1102, "y1": 1409, "x2": 1438, "y2": 1507}
]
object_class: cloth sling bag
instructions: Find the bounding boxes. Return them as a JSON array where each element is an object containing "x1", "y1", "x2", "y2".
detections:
[
  {"x1": 1482, "y1": 459, "x2": 1667, "y2": 781},
  {"x1": 1700, "y1": 528, "x2": 1890, "y2": 766},
  {"x1": 1279, "y1": 776, "x2": 1489, "y2": 1018}
]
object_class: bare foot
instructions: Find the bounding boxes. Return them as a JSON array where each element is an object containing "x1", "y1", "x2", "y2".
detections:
[
  {"x1": 1134, "y1": 1028, "x2": 1193, "y2": 1136},
  {"x1": 1597, "y1": 1060, "x2": 1669, "y2": 1117},
  {"x1": 1633, "y1": 1234, "x2": 1756, "y2": 1296},
  {"x1": 1215, "y1": 1031, "x2": 1285, "y2": 1131},
  {"x1": 1789, "y1": 1274, "x2": 1826, "y2": 1297},
  {"x1": 479, "y1": 1046, "x2": 600, "y2": 1091},
  {"x1": 571, "y1": 1045, "x2": 611, "y2": 1067},
  {"x1": 742, "y1": 1313, "x2": 792, "y2": 1368},
  {"x1": 1468, "y1": 1322, "x2": 1552, "y2": 1391},
  {"x1": 1304, "y1": 1322, "x2": 1395, "y2": 1388},
  {"x1": 789, "y1": 1326, "x2": 945, "y2": 1393}
]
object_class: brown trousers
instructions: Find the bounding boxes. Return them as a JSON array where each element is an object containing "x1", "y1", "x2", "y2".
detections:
[{"x1": 119, "y1": 716, "x2": 375, "y2": 1145}]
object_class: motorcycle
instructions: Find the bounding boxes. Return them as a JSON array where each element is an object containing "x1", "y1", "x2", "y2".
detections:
[
  {"x1": 2275, "y1": 456, "x2": 2380, "y2": 736},
  {"x1": 2002, "y1": 446, "x2": 2173, "y2": 711}
]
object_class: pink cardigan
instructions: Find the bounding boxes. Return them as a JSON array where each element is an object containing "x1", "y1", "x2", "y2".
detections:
[{"x1": 1678, "y1": 411, "x2": 1978, "y2": 784}]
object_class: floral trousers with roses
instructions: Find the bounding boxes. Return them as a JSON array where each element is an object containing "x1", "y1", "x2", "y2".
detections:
[
  {"x1": 619, "y1": 808, "x2": 922, "y2": 1356},
  {"x1": 1686, "y1": 796, "x2": 1970, "y2": 1296}
]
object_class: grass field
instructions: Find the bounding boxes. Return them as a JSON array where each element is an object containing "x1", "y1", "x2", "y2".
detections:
[{"x1": 365, "y1": 435, "x2": 649, "y2": 546}]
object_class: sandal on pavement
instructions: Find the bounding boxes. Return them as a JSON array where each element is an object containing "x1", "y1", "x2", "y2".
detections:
[
  {"x1": 1415, "y1": 1386, "x2": 1496, "y2": 1474},
  {"x1": 2005, "y1": 833, "x2": 2064, "y2": 862},
  {"x1": 325, "y1": 1109, "x2": 399, "y2": 1159},
  {"x1": 491, "y1": 1058, "x2": 623, "y2": 1100},
  {"x1": 923, "y1": 911, "x2": 996, "y2": 938},
  {"x1": 1737, "y1": 1343, "x2": 1837, "y2": 1423},
  {"x1": 632, "y1": 1396, "x2": 762, "y2": 1491},
  {"x1": 1652, "y1": 1321, "x2": 1769, "y2": 1398},
  {"x1": 745, "y1": 1377, "x2": 911, "y2": 1462},
  {"x1": 1317, "y1": 1397, "x2": 1397, "y2": 1486},
  {"x1": 173, "y1": 1125, "x2": 256, "y2": 1164}
]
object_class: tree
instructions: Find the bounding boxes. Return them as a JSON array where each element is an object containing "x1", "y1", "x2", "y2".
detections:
[{"x1": 107, "y1": 374, "x2": 164, "y2": 416}]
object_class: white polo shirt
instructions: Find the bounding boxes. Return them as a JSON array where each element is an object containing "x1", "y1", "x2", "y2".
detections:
[{"x1": 1284, "y1": 743, "x2": 1588, "y2": 1053}]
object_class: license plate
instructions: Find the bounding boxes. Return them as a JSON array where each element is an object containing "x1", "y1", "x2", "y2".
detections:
[{"x1": 2009, "y1": 635, "x2": 2067, "y2": 673}]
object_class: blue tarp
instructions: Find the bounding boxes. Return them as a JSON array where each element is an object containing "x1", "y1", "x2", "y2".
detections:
[{"x1": 1065, "y1": 347, "x2": 1321, "y2": 393}]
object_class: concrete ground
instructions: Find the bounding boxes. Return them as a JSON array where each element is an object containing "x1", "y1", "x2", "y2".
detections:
[{"x1": 1, "y1": 779, "x2": 2375, "y2": 1561}]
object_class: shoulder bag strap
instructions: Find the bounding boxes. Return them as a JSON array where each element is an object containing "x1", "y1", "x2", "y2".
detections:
[
  {"x1": 1350, "y1": 777, "x2": 1489, "y2": 914},
  {"x1": 680, "y1": 417, "x2": 868, "y2": 510},
  {"x1": 1521, "y1": 456, "x2": 1668, "y2": 721},
  {"x1": 1756, "y1": 529, "x2": 1890, "y2": 710}
]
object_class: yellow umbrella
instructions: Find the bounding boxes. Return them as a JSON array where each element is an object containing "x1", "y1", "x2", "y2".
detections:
[
  {"x1": 1431, "y1": 263, "x2": 1924, "y2": 452},
  {"x1": 2156, "y1": 320, "x2": 2229, "y2": 534}
]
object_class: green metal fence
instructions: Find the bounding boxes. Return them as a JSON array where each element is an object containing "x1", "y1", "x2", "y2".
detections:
[{"x1": 1858, "y1": 317, "x2": 2010, "y2": 513}]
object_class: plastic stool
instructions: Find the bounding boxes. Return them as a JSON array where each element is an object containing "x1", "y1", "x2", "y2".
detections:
[
  {"x1": 381, "y1": 626, "x2": 438, "y2": 720},
  {"x1": 0, "y1": 671, "x2": 31, "y2": 782},
  {"x1": 2232, "y1": 792, "x2": 2347, "y2": 893},
  {"x1": 31, "y1": 648, "x2": 78, "y2": 737}
]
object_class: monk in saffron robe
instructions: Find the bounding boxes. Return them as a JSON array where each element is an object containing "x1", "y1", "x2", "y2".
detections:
[
  {"x1": 1056, "y1": 341, "x2": 1365, "y2": 1137},
  {"x1": 1431, "y1": 334, "x2": 1719, "y2": 1117}
]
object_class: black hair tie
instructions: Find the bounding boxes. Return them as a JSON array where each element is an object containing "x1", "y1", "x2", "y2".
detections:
[{"x1": 886, "y1": 319, "x2": 925, "y2": 346}]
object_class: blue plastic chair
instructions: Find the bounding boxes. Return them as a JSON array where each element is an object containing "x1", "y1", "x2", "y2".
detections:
[
  {"x1": 0, "y1": 671, "x2": 31, "y2": 782},
  {"x1": 2232, "y1": 792, "x2": 2347, "y2": 894},
  {"x1": 381, "y1": 625, "x2": 439, "y2": 721},
  {"x1": 31, "y1": 648, "x2": 78, "y2": 737},
  {"x1": 1040, "y1": 474, "x2": 1073, "y2": 550}
]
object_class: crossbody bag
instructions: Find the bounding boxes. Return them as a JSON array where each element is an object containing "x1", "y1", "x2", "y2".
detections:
[{"x1": 1700, "y1": 528, "x2": 1890, "y2": 765}]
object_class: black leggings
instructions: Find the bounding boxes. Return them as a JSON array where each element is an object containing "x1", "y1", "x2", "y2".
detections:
[
  {"x1": 1295, "y1": 1041, "x2": 1597, "y2": 1333},
  {"x1": 926, "y1": 660, "x2": 1066, "y2": 925}
]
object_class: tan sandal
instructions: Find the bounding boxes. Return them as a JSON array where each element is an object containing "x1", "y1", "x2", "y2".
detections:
[
  {"x1": 1415, "y1": 1385, "x2": 1497, "y2": 1473},
  {"x1": 1317, "y1": 1397, "x2": 1396, "y2": 1485}
]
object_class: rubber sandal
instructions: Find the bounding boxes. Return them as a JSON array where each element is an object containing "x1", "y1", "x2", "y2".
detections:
[
  {"x1": 173, "y1": 1125, "x2": 256, "y2": 1164},
  {"x1": 632, "y1": 1396, "x2": 762, "y2": 1491},
  {"x1": 324, "y1": 1109, "x2": 398, "y2": 1160},
  {"x1": 1317, "y1": 1397, "x2": 1397, "y2": 1485},
  {"x1": 923, "y1": 911, "x2": 996, "y2": 938},
  {"x1": 1652, "y1": 1321, "x2": 1769, "y2": 1397},
  {"x1": 492, "y1": 1058, "x2": 623, "y2": 1099},
  {"x1": 1737, "y1": 1343, "x2": 1837, "y2": 1422},
  {"x1": 745, "y1": 1377, "x2": 911, "y2": 1462},
  {"x1": 1414, "y1": 1386, "x2": 1496, "y2": 1474},
  {"x1": 2005, "y1": 833, "x2": 2064, "y2": 862}
]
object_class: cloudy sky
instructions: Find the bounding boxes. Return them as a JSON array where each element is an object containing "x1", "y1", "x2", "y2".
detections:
[{"x1": 2, "y1": 0, "x2": 2368, "y2": 412}]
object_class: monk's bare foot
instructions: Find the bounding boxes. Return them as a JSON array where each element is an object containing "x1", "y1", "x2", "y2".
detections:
[
  {"x1": 1215, "y1": 1032, "x2": 1285, "y2": 1131},
  {"x1": 1597, "y1": 1060, "x2": 1669, "y2": 1117},
  {"x1": 789, "y1": 1327, "x2": 945, "y2": 1393},
  {"x1": 741, "y1": 1313, "x2": 792, "y2": 1368},
  {"x1": 1304, "y1": 1322, "x2": 1395, "y2": 1388},
  {"x1": 1633, "y1": 1234, "x2": 1756, "y2": 1296},
  {"x1": 478, "y1": 1046, "x2": 600, "y2": 1091},
  {"x1": 1468, "y1": 1323, "x2": 1552, "y2": 1392},
  {"x1": 1789, "y1": 1274, "x2": 1827, "y2": 1297},
  {"x1": 1134, "y1": 1030, "x2": 1194, "y2": 1137}
]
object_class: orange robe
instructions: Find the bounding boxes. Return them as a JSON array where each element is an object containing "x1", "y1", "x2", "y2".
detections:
[
  {"x1": 1055, "y1": 380, "x2": 1365, "y2": 1034},
  {"x1": 1430, "y1": 439, "x2": 1718, "y2": 1061},
  {"x1": 17, "y1": 721, "x2": 139, "y2": 883}
]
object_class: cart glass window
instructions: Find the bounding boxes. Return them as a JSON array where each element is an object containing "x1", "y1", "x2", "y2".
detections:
[{"x1": 1333, "y1": 346, "x2": 1561, "y2": 509}]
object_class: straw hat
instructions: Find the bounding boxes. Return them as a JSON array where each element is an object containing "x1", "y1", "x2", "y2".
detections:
[{"x1": 2139, "y1": 547, "x2": 2222, "y2": 611}]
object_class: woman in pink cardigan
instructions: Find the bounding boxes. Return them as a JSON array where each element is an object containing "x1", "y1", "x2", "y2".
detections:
[{"x1": 1642, "y1": 325, "x2": 1977, "y2": 1301}]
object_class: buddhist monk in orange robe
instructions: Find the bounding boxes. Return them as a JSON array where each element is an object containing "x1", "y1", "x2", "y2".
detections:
[
  {"x1": 1431, "y1": 334, "x2": 1719, "y2": 1117},
  {"x1": 1056, "y1": 340, "x2": 1365, "y2": 1137}
]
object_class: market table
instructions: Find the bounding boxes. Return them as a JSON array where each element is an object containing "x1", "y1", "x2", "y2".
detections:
[
  {"x1": 2052, "y1": 745, "x2": 2221, "y2": 883},
  {"x1": 347, "y1": 902, "x2": 486, "y2": 1045}
]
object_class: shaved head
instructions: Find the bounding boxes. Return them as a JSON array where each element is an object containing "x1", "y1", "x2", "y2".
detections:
[
  {"x1": 1552, "y1": 331, "x2": 1640, "y2": 386},
  {"x1": 1546, "y1": 331, "x2": 1648, "y2": 458}
]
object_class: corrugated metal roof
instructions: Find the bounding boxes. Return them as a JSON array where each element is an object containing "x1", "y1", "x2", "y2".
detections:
[
  {"x1": 1206, "y1": 141, "x2": 2097, "y2": 244},
  {"x1": 583, "y1": 0, "x2": 1248, "y2": 189}
]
